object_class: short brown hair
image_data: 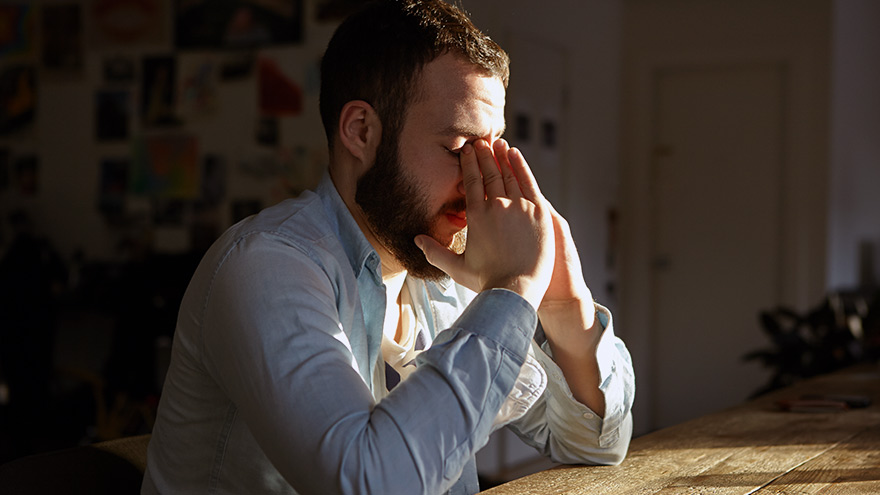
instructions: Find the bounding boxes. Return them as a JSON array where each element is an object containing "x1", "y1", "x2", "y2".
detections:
[{"x1": 319, "y1": 0, "x2": 509, "y2": 150}]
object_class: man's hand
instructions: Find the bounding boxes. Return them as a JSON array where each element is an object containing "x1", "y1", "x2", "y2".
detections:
[
  {"x1": 415, "y1": 139, "x2": 555, "y2": 310},
  {"x1": 491, "y1": 140, "x2": 606, "y2": 416},
  {"x1": 491, "y1": 140, "x2": 593, "y2": 310}
]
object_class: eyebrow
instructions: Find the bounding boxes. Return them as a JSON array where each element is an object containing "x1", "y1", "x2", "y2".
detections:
[{"x1": 440, "y1": 122, "x2": 506, "y2": 141}]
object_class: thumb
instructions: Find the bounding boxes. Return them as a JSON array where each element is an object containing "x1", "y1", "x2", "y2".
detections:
[{"x1": 414, "y1": 235, "x2": 461, "y2": 275}]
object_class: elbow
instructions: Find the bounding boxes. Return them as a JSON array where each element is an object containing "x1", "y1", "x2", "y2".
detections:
[{"x1": 551, "y1": 410, "x2": 634, "y2": 467}]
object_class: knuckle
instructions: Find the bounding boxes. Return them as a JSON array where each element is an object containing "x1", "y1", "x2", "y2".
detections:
[{"x1": 463, "y1": 175, "x2": 483, "y2": 189}]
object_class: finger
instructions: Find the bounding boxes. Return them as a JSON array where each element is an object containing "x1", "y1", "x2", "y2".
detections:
[
  {"x1": 415, "y1": 234, "x2": 462, "y2": 277},
  {"x1": 459, "y1": 143, "x2": 485, "y2": 206},
  {"x1": 493, "y1": 139, "x2": 521, "y2": 199},
  {"x1": 507, "y1": 146, "x2": 543, "y2": 202},
  {"x1": 473, "y1": 139, "x2": 505, "y2": 199}
]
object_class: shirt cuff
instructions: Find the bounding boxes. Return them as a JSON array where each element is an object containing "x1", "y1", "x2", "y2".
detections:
[{"x1": 450, "y1": 288, "x2": 538, "y2": 364}]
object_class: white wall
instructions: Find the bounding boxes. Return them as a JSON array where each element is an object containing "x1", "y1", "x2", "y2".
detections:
[{"x1": 827, "y1": 0, "x2": 880, "y2": 290}]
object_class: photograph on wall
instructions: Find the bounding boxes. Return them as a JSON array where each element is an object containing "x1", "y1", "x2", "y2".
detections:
[
  {"x1": 174, "y1": 0, "x2": 303, "y2": 50},
  {"x1": 89, "y1": 0, "x2": 167, "y2": 49},
  {"x1": 96, "y1": 89, "x2": 131, "y2": 141},
  {"x1": 0, "y1": 65, "x2": 36, "y2": 136},
  {"x1": 141, "y1": 56, "x2": 180, "y2": 127},
  {"x1": 178, "y1": 55, "x2": 219, "y2": 121},
  {"x1": 130, "y1": 134, "x2": 199, "y2": 198},
  {"x1": 40, "y1": 3, "x2": 84, "y2": 75},
  {"x1": 0, "y1": 4, "x2": 35, "y2": 61},
  {"x1": 98, "y1": 157, "x2": 129, "y2": 219},
  {"x1": 258, "y1": 57, "x2": 302, "y2": 117}
]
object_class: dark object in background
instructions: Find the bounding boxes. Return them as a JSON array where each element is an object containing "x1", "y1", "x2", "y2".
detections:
[
  {"x1": 0, "y1": 211, "x2": 68, "y2": 458},
  {"x1": 0, "y1": 434, "x2": 149, "y2": 495},
  {"x1": 745, "y1": 289, "x2": 880, "y2": 397}
]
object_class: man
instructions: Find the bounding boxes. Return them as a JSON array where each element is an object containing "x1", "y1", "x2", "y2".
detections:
[{"x1": 142, "y1": 1, "x2": 634, "y2": 494}]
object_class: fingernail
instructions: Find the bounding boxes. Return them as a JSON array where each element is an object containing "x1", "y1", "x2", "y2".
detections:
[{"x1": 462, "y1": 143, "x2": 473, "y2": 154}]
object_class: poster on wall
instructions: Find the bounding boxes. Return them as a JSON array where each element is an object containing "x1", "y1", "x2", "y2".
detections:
[
  {"x1": 0, "y1": 65, "x2": 36, "y2": 136},
  {"x1": 178, "y1": 55, "x2": 219, "y2": 121},
  {"x1": 96, "y1": 89, "x2": 131, "y2": 141},
  {"x1": 141, "y1": 56, "x2": 180, "y2": 127},
  {"x1": 174, "y1": 0, "x2": 303, "y2": 50},
  {"x1": 131, "y1": 134, "x2": 199, "y2": 198},
  {"x1": 0, "y1": 4, "x2": 35, "y2": 61},
  {"x1": 40, "y1": 3, "x2": 83, "y2": 75},
  {"x1": 89, "y1": 0, "x2": 167, "y2": 49},
  {"x1": 258, "y1": 57, "x2": 302, "y2": 117}
]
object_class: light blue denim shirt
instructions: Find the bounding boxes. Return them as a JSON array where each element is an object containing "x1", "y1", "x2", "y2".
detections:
[{"x1": 142, "y1": 174, "x2": 634, "y2": 495}]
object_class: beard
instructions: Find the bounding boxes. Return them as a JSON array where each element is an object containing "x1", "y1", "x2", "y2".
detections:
[{"x1": 355, "y1": 131, "x2": 466, "y2": 282}]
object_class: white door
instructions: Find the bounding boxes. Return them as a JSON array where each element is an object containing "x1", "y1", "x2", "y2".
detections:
[{"x1": 651, "y1": 65, "x2": 783, "y2": 428}]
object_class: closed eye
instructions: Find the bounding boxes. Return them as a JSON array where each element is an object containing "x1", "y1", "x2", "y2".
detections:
[{"x1": 445, "y1": 146, "x2": 462, "y2": 157}]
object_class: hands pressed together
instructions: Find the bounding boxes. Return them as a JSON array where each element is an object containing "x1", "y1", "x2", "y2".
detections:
[
  {"x1": 415, "y1": 138, "x2": 606, "y2": 415},
  {"x1": 415, "y1": 138, "x2": 592, "y2": 315}
]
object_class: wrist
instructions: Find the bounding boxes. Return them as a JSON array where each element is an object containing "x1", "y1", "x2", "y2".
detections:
[
  {"x1": 482, "y1": 275, "x2": 546, "y2": 311},
  {"x1": 539, "y1": 299, "x2": 602, "y2": 350}
]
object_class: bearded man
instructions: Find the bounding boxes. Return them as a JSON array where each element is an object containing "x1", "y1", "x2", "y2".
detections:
[{"x1": 143, "y1": 1, "x2": 634, "y2": 494}]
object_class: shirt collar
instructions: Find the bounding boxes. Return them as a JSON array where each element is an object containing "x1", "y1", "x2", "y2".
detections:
[{"x1": 316, "y1": 172, "x2": 382, "y2": 283}]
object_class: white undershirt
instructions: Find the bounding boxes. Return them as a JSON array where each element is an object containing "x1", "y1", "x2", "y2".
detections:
[{"x1": 381, "y1": 272, "x2": 428, "y2": 389}]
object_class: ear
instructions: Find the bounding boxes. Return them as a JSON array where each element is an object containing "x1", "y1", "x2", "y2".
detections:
[{"x1": 338, "y1": 100, "x2": 381, "y2": 166}]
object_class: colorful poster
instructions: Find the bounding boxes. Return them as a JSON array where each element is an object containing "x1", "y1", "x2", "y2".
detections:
[
  {"x1": 90, "y1": 0, "x2": 166, "y2": 48},
  {"x1": 178, "y1": 55, "x2": 219, "y2": 120},
  {"x1": 131, "y1": 135, "x2": 199, "y2": 198},
  {"x1": 0, "y1": 65, "x2": 36, "y2": 136},
  {"x1": 0, "y1": 4, "x2": 35, "y2": 60},
  {"x1": 258, "y1": 57, "x2": 302, "y2": 117},
  {"x1": 175, "y1": 0, "x2": 303, "y2": 50},
  {"x1": 141, "y1": 56, "x2": 179, "y2": 127}
]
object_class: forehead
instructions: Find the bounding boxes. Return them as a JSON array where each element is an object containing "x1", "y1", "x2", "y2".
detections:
[{"x1": 407, "y1": 53, "x2": 506, "y2": 139}]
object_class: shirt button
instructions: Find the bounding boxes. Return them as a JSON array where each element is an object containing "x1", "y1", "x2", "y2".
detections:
[{"x1": 583, "y1": 412, "x2": 594, "y2": 420}]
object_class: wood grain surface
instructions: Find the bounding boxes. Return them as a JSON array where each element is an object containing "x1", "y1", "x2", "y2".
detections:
[{"x1": 482, "y1": 365, "x2": 880, "y2": 494}]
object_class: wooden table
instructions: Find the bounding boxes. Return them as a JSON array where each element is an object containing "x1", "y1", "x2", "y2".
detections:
[{"x1": 482, "y1": 364, "x2": 880, "y2": 494}]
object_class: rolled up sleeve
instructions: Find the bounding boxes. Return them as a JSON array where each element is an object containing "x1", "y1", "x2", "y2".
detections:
[{"x1": 508, "y1": 304, "x2": 635, "y2": 466}]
